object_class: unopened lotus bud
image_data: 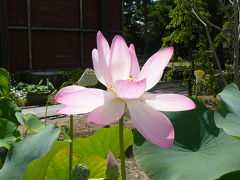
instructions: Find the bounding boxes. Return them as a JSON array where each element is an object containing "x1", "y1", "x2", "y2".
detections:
[
  {"x1": 194, "y1": 70, "x2": 205, "y2": 84},
  {"x1": 106, "y1": 152, "x2": 119, "y2": 180},
  {"x1": 71, "y1": 163, "x2": 90, "y2": 180}
]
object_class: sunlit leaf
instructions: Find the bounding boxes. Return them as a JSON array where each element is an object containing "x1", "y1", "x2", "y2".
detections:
[
  {"x1": 73, "y1": 125, "x2": 133, "y2": 159},
  {"x1": 15, "y1": 112, "x2": 44, "y2": 133}
]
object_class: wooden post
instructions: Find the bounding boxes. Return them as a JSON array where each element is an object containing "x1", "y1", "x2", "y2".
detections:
[{"x1": 0, "y1": 0, "x2": 9, "y2": 69}]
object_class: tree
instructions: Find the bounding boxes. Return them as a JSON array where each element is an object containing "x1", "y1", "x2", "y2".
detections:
[
  {"x1": 123, "y1": 0, "x2": 174, "y2": 56},
  {"x1": 163, "y1": 0, "x2": 240, "y2": 88}
]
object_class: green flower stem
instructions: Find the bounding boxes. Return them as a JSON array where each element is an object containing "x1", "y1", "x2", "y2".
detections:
[
  {"x1": 195, "y1": 83, "x2": 200, "y2": 97},
  {"x1": 119, "y1": 117, "x2": 126, "y2": 180},
  {"x1": 44, "y1": 101, "x2": 49, "y2": 125},
  {"x1": 69, "y1": 115, "x2": 74, "y2": 180}
]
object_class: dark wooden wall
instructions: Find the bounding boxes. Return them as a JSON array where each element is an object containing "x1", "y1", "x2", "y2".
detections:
[
  {"x1": 0, "y1": 0, "x2": 9, "y2": 69},
  {"x1": 2, "y1": 0, "x2": 122, "y2": 72}
]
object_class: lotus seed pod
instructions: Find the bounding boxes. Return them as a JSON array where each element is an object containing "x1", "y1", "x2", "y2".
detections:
[
  {"x1": 106, "y1": 152, "x2": 119, "y2": 180},
  {"x1": 71, "y1": 163, "x2": 90, "y2": 180}
]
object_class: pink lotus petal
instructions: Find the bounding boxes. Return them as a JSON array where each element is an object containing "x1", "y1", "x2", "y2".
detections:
[
  {"x1": 110, "y1": 35, "x2": 131, "y2": 82},
  {"x1": 96, "y1": 31, "x2": 112, "y2": 86},
  {"x1": 56, "y1": 88, "x2": 115, "y2": 109},
  {"x1": 144, "y1": 93, "x2": 196, "y2": 111},
  {"x1": 87, "y1": 98, "x2": 125, "y2": 126},
  {"x1": 97, "y1": 31, "x2": 110, "y2": 65},
  {"x1": 55, "y1": 85, "x2": 85, "y2": 100},
  {"x1": 57, "y1": 105, "x2": 92, "y2": 115},
  {"x1": 137, "y1": 47, "x2": 174, "y2": 91},
  {"x1": 129, "y1": 44, "x2": 140, "y2": 79},
  {"x1": 92, "y1": 49, "x2": 107, "y2": 86},
  {"x1": 127, "y1": 100, "x2": 174, "y2": 148},
  {"x1": 114, "y1": 79, "x2": 146, "y2": 99}
]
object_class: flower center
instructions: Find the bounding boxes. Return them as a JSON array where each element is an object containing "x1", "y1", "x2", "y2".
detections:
[
  {"x1": 107, "y1": 86, "x2": 117, "y2": 96},
  {"x1": 107, "y1": 77, "x2": 135, "y2": 96}
]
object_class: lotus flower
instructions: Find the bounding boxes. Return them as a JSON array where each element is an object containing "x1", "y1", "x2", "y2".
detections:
[{"x1": 55, "y1": 31, "x2": 195, "y2": 148}]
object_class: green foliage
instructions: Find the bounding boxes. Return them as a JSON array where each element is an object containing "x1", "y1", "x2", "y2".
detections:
[
  {"x1": 0, "y1": 98, "x2": 21, "y2": 125},
  {"x1": 123, "y1": 0, "x2": 174, "y2": 54},
  {"x1": 26, "y1": 79, "x2": 55, "y2": 94},
  {"x1": 0, "y1": 118, "x2": 20, "y2": 149},
  {"x1": 162, "y1": 0, "x2": 209, "y2": 49},
  {"x1": 162, "y1": 0, "x2": 236, "y2": 94},
  {"x1": 224, "y1": 64, "x2": 234, "y2": 83},
  {"x1": 60, "y1": 125, "x2": 70, "y2": 140},
  {"x1": 0, "y1": 68, "x2": 10, "y2": 97},
  {"x1": 9, "y1": 79, "x2": 56, "y2": 106},
  {"x1": 163, "y1": 66, "x2": 176, "y2": 81},
  {"x1": 134, "y1": 99, "x2": 240, "y2": 180},
  {"x1": 15, "y1": 112, "x2": 45, "y2": 133},
  {"x1": 23, "y1": 125, "x2": 133, "y2": 179},
  {"x1": 0, "y1": 124, "x2": 60, "y2": 180}
]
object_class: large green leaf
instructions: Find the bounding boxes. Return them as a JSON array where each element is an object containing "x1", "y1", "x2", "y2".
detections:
[
  {"x1": 0, "y1": 124, "x2": 60, "y2": 180},
  {"x1": 22, "y1": 141, "x2": 67, "y2": 180},
  {"x1": 0, "y1": 98, "x2": 21, "y2": 125},
  {"x1": 23, "y1": 141, "x2": 106, "y2": 180},
  {"x1": 23, "y1": 125, "x2": 133, "y2": 179},
  {"x1": 214, "y1": 83, "x2": 240, "y2": 137},
  {"x1": 15, "y1": 112, "x2": 45, "y2": 133},
  {"x1": 134, "y1": 100, "x2": 240, "y2": 180},
  {"x1": 216, "y1": 170, "x2": 240, "y2": 180},
  {"x1": 73, "y1": 125, "x2": 133, "y2": 159},
  {"x1": 0, "y1": 118, "x2": 20, "y2": 149},
  {"x1": 45, "y1": 147, "x2": 106, "y2": 179},
  {"x1": 0, "y1": 68, "x2": 10, "y2": 97}
]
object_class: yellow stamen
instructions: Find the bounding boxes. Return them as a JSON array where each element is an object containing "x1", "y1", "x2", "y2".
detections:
[
  {"x1": 107, "y1": 77, "x2": 135, "y2": 96},
  {"x1": 107, "y1": 86, "x2": 117, "y2": 96},
  {"x1": 127, "y1": 77, "x2": 134, "y2": 82}
]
